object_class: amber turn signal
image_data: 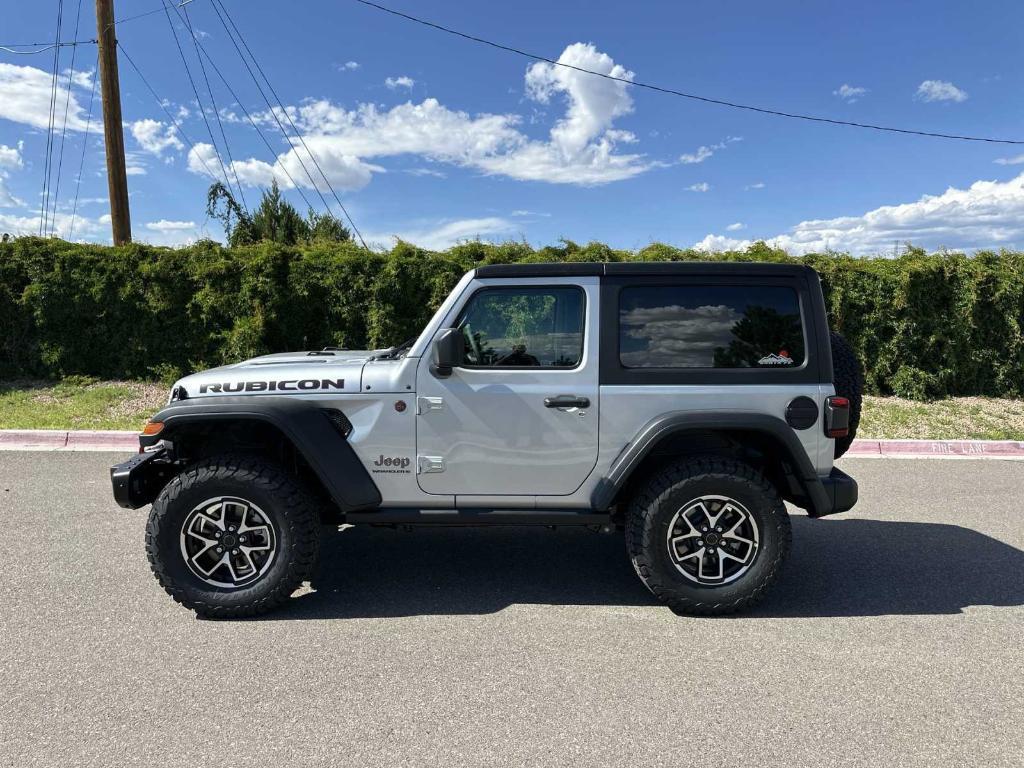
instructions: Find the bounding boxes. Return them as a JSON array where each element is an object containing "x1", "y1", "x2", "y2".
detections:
[{"x1": 141, "y1": 421, "x2": 164, "y2": 436}]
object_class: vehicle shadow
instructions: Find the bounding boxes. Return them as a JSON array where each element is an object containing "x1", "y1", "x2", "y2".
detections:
[{"x1": 266, "y1": 518, "x2": 1024, "y2": 620}]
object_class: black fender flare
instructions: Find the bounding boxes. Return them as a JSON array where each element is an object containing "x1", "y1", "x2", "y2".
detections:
[
  {"x1": 590, "y1": 411, "x2": 832, "y2": 516},
  {"x1": 145, "y1": 396, "x2": 382, "y2": 512}
]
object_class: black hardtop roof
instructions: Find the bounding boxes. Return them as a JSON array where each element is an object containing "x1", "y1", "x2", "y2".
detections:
[{"x1": 474, "y1": 261, "x2": 814, "y2": 279}]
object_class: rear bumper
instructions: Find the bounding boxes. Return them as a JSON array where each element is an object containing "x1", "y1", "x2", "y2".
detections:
[{"x1": 812, "y1": 466, "x2": 858, "y2": 517}]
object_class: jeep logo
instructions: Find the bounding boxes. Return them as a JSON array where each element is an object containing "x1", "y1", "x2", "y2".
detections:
[
  {"x1": 374, "y1": 455, "x2": 411, "y2": 469},
  {"x1": 198, "y1": 378, "x2": 345, "y2": 394}
]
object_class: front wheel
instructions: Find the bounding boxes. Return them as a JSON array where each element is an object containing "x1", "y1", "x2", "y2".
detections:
[
  {"x1": 626, "y1": 457, "x2": 791, "y2": 616},
  {"x1": 145, "y1": 454, "x2": 320, "y2": 618}
]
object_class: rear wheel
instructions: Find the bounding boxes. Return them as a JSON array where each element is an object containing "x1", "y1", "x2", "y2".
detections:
[
  {"x1": 145, "y1": 454, "x2": 320, "y2": 618},
  {"x1": 626, "y1": 456, "x2": 791, "y2": 616},
  {"x1": 830, "y1": 330, "x2": 863, "y2": 458}
]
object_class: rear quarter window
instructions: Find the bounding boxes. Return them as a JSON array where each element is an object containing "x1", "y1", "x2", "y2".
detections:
[{"x1": 618, "y1": 285, "x2": 805, "y2": 369}]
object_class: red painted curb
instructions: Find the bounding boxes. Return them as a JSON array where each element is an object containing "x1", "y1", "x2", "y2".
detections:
[
  {"x1": 0, "y1": 429, "x2": 137, "y2": 452},
  {"x1": 0, "y1": 430, "x2": 69, "y2": 449},
  {"x1": 879, "y1": 439, "x2": 1024, "y2": 457},
  {"x1": 846, "y1": 438, "x2": 1024, "y2": 458},
  {"x1": 65, "y1": 430, "x2": 139, "y2": 450}
]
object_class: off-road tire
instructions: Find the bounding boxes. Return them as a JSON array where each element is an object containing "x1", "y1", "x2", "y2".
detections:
[
  {"x1": 625, "y1": 456, "x2": 792, "y2": 616},
  {"x1": 830, "y1": 330, "x2": 863, "y2": 458},
  {"x1": 145, "y1": 454, "x2": 320, "y2": 618}
]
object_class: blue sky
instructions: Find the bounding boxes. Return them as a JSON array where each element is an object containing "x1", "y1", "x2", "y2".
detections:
[{"x1": 2, "y1": 0, "x2": 1023, "y2": 253}]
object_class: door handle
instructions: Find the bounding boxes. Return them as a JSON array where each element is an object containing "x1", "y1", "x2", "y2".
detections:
[{"x1": 544, "y1": 395, "x2": 591, "y2": 409}]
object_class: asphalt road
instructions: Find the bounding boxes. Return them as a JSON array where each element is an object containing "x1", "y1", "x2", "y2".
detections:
[{"x1": 1, "y1": 453, "x2": 1022, "y2": 767}]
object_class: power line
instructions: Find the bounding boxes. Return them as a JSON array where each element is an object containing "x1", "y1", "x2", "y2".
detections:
[
  {"x1": 210, "y1": 0, "x2": 367, "y2": 247},
  {"x1": 160, "y1": 0, "x2": 238, "y2": 205},
  {"x1": 69, "y1": 49, "x2": 99, "y2": 238},
  {"x1": 200, "y1": 1, "x2": 342, "y2": 224},
  {"x1": 351, "y1": 0, "x2": 1024, "y2": 146},
  {"x1": 157, "y1": 1, "x2": 320, "y2": 213},
  {"x1": 48, "y1": 0, "x2": 85, "y2": 236},
  {"x1": 181, "y1": 0, "x2": 248, "y2": 213},
  {"x1": 108, "y1": 1, "x2": 196, "y2": 31},
  {"x1": 39, "y1": 0, "x2": 64, "y2": 236},
  {"x1": 116, "y1": 40, "x2": 224, "y2": 183},
  {"x1": 118, "y1": 33, "x2": 317, "y2": 214},
  {"x1": 0, "y1": 2, "x2": 194, "y2": 50},
  {"x1": 0, "y1": 41, "x2": 90, "y2": 54}
]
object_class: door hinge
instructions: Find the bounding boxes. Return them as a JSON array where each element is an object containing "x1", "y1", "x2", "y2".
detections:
[
  {"x1": 417, "y1": 396, "x2": 445, "y2": 414},
  {"x1": 417, "y1": 455, "x2": 445, "y2": 474}
]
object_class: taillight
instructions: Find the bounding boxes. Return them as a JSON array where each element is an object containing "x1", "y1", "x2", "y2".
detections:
[{"x1": 824, "y1": 396, "x2": 850, "y2": 439}]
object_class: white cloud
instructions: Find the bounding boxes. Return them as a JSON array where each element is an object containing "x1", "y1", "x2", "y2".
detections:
[
  {"x1": 0, "y1": 142, "x2": 23, "y2": 170},
  {"x1": 189, "y1": 43, "x2": 655, "y2": 190},
  {"x1": 404, "y1": 167, "x2": 446, "y2": 178},
  {"x1": 994, "y1": 154, "x2": 1024, "y2": 166},
  {"x1": 511, "y1": 209, "x2": 550, "y2": 217},
  {"x1": 146, "y1": 219, "x2": 197, "y2": 231},
  {"x1": 339, "y1": 61, "x2": 360, "y2": 71},
  {"x1": 525, "y1": 43, "x2": 633, "y2": 154},
  {"x1": 745, "y1": 182, "x2": 766, "y2": 190},
  {"x1": 694, "y1": 172, "x2": 1024, "y2": 255},
  {"x1": 63, "y1": 68, "x2": 94, "y2": 90},
  {"x1": 679, "y1": 145, "x2": 714, "y2": 164},
  {"x1": 833, "y1": 84, "x2": 868, "y2": 103},
  {"x1": 0, "y1": 179, "x2": 22, "y2": 207},
  {"x1": 0, "y1": 141, "x2": 25, "y2": 207},
  {"x1": 915, "y1": 80, "x2": 968, "y2": 103},
  {"x1": 687, "y1": 182, "x2": 710, "y2": 192},
  {"x1": 726, "y1": 222, "x2": 745, "y2": 231},
  {"x1": 365, "y1": 216, "x2": 516, "y2": 250},
  {"x1": 0, "y1": 210, "x2": 109, "y2": 240},
  {"x1": 679, "y1": 136, "x2": 741, "y2": 164},
  {"x1": 140, "y1": 219, "x2": 206, "y2": 246},
  {"x1": 693, "y1": 233, "x2": 751, "y2": 251},
  {"x1": 129, "y1": 119, "x2": 184, "y2": 157},
  {"x1": 385, "y1": 76, "x2": 415, "y2": 90},
  {"x1": 188, "y1": 141, "x2": 377, "y2": 192},
  {"x1": 0, "y1": 63, "x2": 91, "y2": 131}
]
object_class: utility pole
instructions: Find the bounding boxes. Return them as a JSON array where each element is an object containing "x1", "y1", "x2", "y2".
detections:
[{"x1": 95, "y1": 0, "x2": 131, "y2": 244}]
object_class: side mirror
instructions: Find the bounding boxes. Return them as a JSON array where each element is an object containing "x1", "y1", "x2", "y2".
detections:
[{"x1": 431, "y1": 328, "x2": 463, "y2": 378}]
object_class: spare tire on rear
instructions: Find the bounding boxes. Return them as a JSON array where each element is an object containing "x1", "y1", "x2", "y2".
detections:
[{"x1": 830, "y1": 331, "x2": 863, "y2": 459}]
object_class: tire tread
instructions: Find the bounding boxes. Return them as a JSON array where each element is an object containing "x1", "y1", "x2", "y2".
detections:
[
  {"x1": 625, "y1": 456, "x2": 791, "y2": 616},
  {"x1": 145, "y1": 454, "x2": 320, "y2": 619}
]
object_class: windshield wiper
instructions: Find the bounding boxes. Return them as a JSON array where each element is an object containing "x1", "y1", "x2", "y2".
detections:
[{"x1": 369, "y1": 336, "x2": 418, "y2": 361}]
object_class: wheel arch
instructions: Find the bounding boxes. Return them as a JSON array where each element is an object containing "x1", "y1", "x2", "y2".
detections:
[
  {"x1": 143, "y1": 397, "x2": 381, "y2": 513},
  {"x1": 591, "y1": 411, "x2": 831, "y2": 516}
]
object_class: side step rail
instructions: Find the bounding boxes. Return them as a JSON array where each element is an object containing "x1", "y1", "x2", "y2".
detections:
[{"x1": 345, "y1": 508, "x2": 613, "y2": 527}]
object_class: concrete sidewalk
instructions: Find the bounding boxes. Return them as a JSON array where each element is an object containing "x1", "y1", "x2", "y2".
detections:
[{"x1": 1, "y1": 428, "x2": 1023, "y2": 459}]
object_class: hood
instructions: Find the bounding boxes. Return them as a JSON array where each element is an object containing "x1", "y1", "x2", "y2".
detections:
[{"x1": 172, "y1": 349, "x2": 384, "y2": 399}]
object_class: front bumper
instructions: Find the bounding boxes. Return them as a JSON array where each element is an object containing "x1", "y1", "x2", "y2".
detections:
[
  {"x1": 815, "y1": 466, "x2": 858, "y2": 517},
  {"x1": 110, "y1": 447, "x2": 172, "y2": 509}
]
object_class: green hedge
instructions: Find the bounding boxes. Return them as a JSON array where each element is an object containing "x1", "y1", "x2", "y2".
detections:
[{"x1": 2, "y1": 237, "x2": 1023, "y2": 400}]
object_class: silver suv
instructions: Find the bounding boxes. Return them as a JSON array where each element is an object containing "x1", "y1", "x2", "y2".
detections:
[{"x1": 112, "y1": 261, "x2": 860, "y2": 617}]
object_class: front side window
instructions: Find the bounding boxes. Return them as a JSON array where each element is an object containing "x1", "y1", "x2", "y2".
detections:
[
  {"x1": 456, "y1": 286, "x2": 585, "y2": 368},
  {"x1": 619, "y1": 285, "x2": 805, "y2": 369}
]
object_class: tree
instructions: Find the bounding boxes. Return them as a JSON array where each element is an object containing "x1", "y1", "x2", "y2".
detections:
[{"x1": 206, "y1": 181, "x2": 351, "y2": 247}]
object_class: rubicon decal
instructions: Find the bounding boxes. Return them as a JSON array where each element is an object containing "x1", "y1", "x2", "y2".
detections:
[{"x1": 198, "y1": 379, "x2": 345, "y2": 394}]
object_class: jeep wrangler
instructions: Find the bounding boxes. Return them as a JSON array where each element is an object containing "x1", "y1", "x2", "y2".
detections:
[{"x1": 111, "y1": 261, "x2": 861, "y2": 618}]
